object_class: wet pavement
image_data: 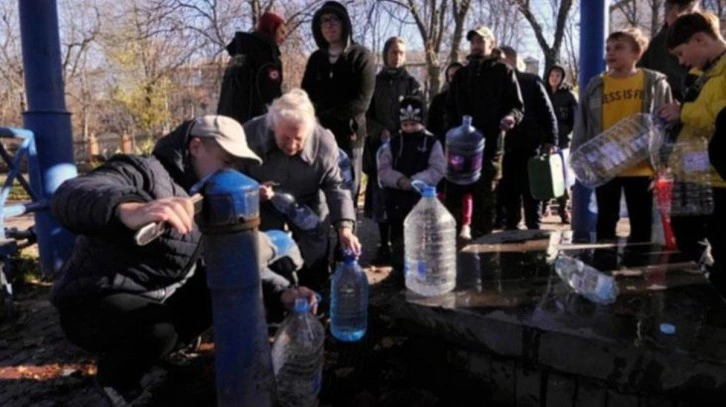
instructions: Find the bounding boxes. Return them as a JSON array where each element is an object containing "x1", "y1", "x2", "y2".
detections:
[{"x1": 383, "y1": 229, "x2": 726, "y2": 404}]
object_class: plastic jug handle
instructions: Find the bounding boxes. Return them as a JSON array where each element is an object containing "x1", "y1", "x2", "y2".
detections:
[{"x1": 411, "y1": 180, "x2": 428, "y2": 195}]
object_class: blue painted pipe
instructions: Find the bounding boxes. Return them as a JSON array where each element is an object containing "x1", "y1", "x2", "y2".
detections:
[
  {"x1": 18, "y1": 0, "x2": 77, "y2": 273},
  {"x1": 572, "y1": 0, "x2": 609, "y2": 243},
  {"x1": 197, "y1": 169, "x2": 275, "y2": 407}
]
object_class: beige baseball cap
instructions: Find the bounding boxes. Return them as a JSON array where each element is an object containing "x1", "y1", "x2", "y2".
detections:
[
  {"x1": 190, "y1": 115, "x2": 262, "y2": 164},
  {"x1": 467, "y1": 25, "x2": 495, "y2": 42}
]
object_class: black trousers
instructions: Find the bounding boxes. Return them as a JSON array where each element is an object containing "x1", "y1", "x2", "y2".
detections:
[
  {"x1": 671, "y1": 187, "x2": 726, "y2": 287},
  {"x1": 497, "y1": 151, "x2": 541, "y2": 229},
  {"x1": 595, "y1": 176, "x2": 652, "y2": 242},
  {"x1": 389, "y1": 217, "x2": 405, "y2": 272},
  {"x1": 57, "y1": 269, "x2": 212, "y2": 390}
]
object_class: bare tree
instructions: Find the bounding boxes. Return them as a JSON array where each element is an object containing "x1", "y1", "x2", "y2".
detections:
[
  {"x1": 702, "y1": 0, "x2": 726, "y2": 20},
  {"x1": 511, "y1": 0, "x2": 574, "y2": 76},
  {"x1": 0, "y1": 2, "x2": 24, "y2": 127}
]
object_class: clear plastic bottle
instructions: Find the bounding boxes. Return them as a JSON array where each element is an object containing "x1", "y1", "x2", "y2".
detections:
[
  {"x1": 554, "y1": 255, "x2": 619, "y2": 304},
  {"x1": 331, "y1": 254, "x2": 369, "y2": 342},
  {"x1": 570, "y1": 113, "x2": 664, "y2": 188},
  {"x1": 271, "y1": 298, "x2": 325, "y2": 407},
  {"x1": 338, "y1": 148, "x2": 354, "y2": 191},
  {"x1": 445, "y1": 115, "x2": 485, "y2": 185},
  {"x1": 271, "y1": 192, "x2": 321, "y2": 231},
  {"x1": 404, "y1": 184, "x2": 457, "y2": 296}
]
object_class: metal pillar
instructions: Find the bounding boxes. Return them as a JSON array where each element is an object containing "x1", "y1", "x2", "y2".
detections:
[
  {"x1": 18, "y1": 0, "x2": 77, "y2": 273},
  {"x1": 197, "y1": 169, "x2": 275, "y2": 407},
  {"x1": 572, "y1": 0, "x2": 609, "y2": 243}
]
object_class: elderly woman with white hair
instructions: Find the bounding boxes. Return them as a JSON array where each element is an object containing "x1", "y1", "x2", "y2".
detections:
[{"x1": 242, "y1": 88, "x2": 361, "y2": 292}]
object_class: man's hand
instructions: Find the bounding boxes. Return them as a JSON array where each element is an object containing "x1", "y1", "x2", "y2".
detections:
[
  {"x1": 499, "y1": 115, "x2": 516, "y2": 131},
  {"x1": 658, "y1": 102, "x2": 681, "y2": 123},
  {"x1": 280, "y1": 286, "x2": 319, "y2": 314},
  {"x1": 542, "y1": 143, "x2": 557, "y2": 155},
  {"x1": 397, "y1": 176, "x2": 413, "y2": 191},
  {"x1": 338, "y1": 226, "x2": 362, "y2": 257},
  {"x1": 117, "y1": 197, "x2": 195, "y2": 234},
  {"x1": 259, "y1": 181, "x2": 277, "y2": 202}
]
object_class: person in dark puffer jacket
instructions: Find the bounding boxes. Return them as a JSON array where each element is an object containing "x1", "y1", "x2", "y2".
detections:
[
  {"x1": 301, "y1": 1, "x2": 376, "y2": 207},
  {"x1": 217, "y1": 11, "x2": 287, "y2": 125},
  {"x1": 545, "y1": 63, "x2": 578, "y2": 224},
  {"x1": 51, "y1": 115, "x2": 316, "y2": 406},
  {"x1": 364, "y1": 36, "x2": 421, "y2": 265}
]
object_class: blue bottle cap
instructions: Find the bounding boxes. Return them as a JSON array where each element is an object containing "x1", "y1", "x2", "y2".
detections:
[
  {"x1": 659, "y1": 322, "x2": 676, "y2": 335},
  {"x1": 293, "y1": 297, "x2": 311, "y2": 313},
  {"x1": 422, "y1": 186, "x2": 436, "y2": 198}
]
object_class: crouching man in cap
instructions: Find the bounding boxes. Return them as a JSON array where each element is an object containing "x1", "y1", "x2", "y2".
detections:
[{"x1": 51, "y1": 115, "x2": 316, "y2": 405}]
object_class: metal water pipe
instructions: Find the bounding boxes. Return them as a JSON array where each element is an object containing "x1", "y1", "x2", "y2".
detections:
[
  {"x1": 197, "y1": 169, "x2": 275, "y2": 407},
  {"x1": 572, "y1": 0, "x2": 609, "y2": 243},
  {"x1": 18, "y1": 0, "x2": 78, "y2": 273}
]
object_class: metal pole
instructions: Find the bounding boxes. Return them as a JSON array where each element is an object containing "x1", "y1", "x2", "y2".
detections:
[
  {"x1": 572, "y1": 0, "x2": 609, "y2": 243},
  {"x1": 197, "y1": 169, "x2": 275, "y2": 407},
  {"x1": 18, "y1": 0, "x2": 78, "y2": 273}
]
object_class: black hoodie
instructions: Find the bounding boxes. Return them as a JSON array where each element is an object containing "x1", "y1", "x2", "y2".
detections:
[
  {"x1": 217, "y1": 31, "x2": 283, "y2": 125},
  {"x1": 544, "y1": 64, "x2": 578, "y2": 148},
  {"x1": 301, "y1": 1, "x2": 376, "y2": 153}
]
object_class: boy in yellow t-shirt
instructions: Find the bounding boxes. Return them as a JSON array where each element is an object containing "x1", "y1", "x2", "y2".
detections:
[
  {"x1": 572, "y1": 28, "x2": 673, "y2": 243},
  {"x1": 659, "y1": 11, "x2": 726, "y2": 291}
]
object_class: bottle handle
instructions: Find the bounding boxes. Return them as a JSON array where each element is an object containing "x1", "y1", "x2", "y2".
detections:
[{"x1": 411, "y1": 180, "x2": 427, "y2": 195}]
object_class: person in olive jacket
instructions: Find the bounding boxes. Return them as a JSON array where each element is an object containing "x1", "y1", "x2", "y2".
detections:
[
  {"x1": 446, "y1": 25, "x2": 524, "y2": 237},
  {"x1": 363, "y1": 36, "x2": 421, "y2": 265},
  {"x1": 217, "y1": 11, "x2": 287, "y2": 125},
  {"x1": 301, "y1": 1, "x2": 376, "y2": 206}
]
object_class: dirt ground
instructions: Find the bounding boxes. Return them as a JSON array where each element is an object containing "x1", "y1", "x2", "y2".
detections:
[{"x1": 0, "y1": 200, "x2": 588, "y2": 407}]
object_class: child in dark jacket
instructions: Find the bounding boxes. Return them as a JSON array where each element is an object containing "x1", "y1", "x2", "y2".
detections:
[{"x1": 377, "y1": 96, "x2": 445, "y2": 273}]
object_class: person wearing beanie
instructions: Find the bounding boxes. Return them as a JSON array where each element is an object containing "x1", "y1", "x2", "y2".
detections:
[
  {"x1": 217, "y1": 11, "x2": 287, "y2": 125},
  {"x1": 377, "y1": 96, "x2": 445, "y2": 275},
  {"x1": 363, "y1": 36, "x2": 421, "y2": 265},
  {"x1": 301, "y1": 1, "x2": 376, "y2": 209}
]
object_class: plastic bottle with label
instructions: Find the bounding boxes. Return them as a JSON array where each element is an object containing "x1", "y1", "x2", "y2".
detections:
[
  {"x1": 331, "y1": 253, "x2": 369, "y2": 342},
  {"x1": 404, "y1": 183, "x2": 457, "y2": 296},
  {"x1": 445, "y1": 115, "x2": 485, "y2": 185},
  {"x1": 554, "y1": 255, "x2": 619, "y2": 304}
]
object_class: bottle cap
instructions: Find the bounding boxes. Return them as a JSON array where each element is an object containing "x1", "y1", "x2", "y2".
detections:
[
  {"x1": 659, "y1": 322, "x2": 676, "y2": 335},
  {"x1": 293, "y1": 297, "x2": 311, "y2": 313},
  {"x1": 422, "y1": 186, "x2": 436, "y2": 198}
]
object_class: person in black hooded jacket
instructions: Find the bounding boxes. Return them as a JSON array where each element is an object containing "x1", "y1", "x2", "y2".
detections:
[
  {"x1": 497, "y1": 46, "x2": 558, "y2": 230},
  {"x1": 446, "y1": 25, "x2": 524, "y2": 238},
  {"x1": 363, "y1": 36, "x2": 421, "y2": 265},
  {"x1": 301, "y1": 1, "x2": 376, "y2": 206},
  {"x1": 50, "y1": 115, "x2": 316, "y2": 405},
  {"x1": 217, "y1": 11, "x2": 287, "y2": 125},
  {"x1": 428, "y1": 62, "x2": 464, "y2": 145},
  {"x1": 545, "y1": 63, "x2": 578, "y2": 224}
]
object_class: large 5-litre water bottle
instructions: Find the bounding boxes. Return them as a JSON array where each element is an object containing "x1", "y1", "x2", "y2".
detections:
[
  {"x1": 331, "y1": 253, "x2": 369, "y2": 342},
  {"x1": 271, "y1": 191, "x2": 321, "y2": 231},
  {"x1": 445, "y1": 115, "x2": 485, "y2": 185},
  {"x1": 570, "y1": 113, "x2": 664, "y2": 188},
  {"x1": 271, "y1": 298, "x2": 325, "y2": 407},
  {"x1": 554, "y1": 255, "x2": 619, "y2": 304},
  {"x1": 404, "y1": 183, "x2": 457, "y2": 296}
]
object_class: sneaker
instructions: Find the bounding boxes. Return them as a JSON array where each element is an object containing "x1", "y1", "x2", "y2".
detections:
[
  {"x1": 94, "y1": 378, "x2": 145, "y2": 407},
  {"x1": 459, "y1": 225, "x2": 472, "y2": 241},
  {"x1": 371, "y1": 244, "x2": 392, "y2": 265}
]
